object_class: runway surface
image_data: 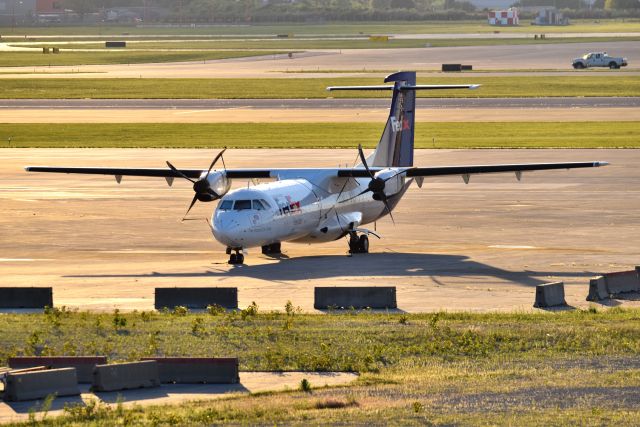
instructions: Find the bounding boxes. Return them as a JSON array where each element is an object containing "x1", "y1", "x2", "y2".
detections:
[
  {"x1": 2, "y1": 148, "x2": 638, "y2": 313},
  {"x1": 0, "y1": 41, "x2": 637, "y2": 78},
  {"x1": 2, "y1": 107, "x2": 638, "y2": 122},
  {"x1": 2, "y1": 97, "x2": 638, "y2": 109}
]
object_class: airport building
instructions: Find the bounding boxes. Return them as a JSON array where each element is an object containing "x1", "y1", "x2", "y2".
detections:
[{"x1": 488, "y1": 8, "x2": 519, "y2": 26}]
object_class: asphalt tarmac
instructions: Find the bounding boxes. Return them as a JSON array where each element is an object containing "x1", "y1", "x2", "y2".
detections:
[
  {"x1": 2, "y1": 148, "x2": 638, "y2": 313},
  {"x1": 0, "y1": 40, "x2": 637, "y2": 78},
  {"x1": 2, "y1": 97, "x2": 638, "y2": 109}
]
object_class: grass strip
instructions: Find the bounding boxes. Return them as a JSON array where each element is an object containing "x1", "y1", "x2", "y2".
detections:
[
  {"x1": 0, "y1": 50, "x2": 285, "y2": 67},
  {"x1": 1, "y1": 76, "x2": 639, "y2": 99},
  {"x1": 1, "y1": 122, "x2": 638, "y2": 149},
  {"x1": 3, "y1": 308, "x2": 640, "y2": 425},
  {"x1": 3, "y1": 19, "x2": 640, "y2": 36}
]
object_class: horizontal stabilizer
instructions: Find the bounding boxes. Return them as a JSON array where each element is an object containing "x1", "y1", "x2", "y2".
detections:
[{"x1": 327, "y1": 84, "x2": 480, "y2": 92}]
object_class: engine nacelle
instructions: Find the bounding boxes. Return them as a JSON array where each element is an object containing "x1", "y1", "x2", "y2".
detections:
[
  {"x1": 208, "y1": 170, "x2": 231, "y2": 198},
  {"x1": 195, "y1": 170, "x2": 231, "y2": 201},
  {"x1": 374, "y1": 168, "x2": 405, "y2": 198}
]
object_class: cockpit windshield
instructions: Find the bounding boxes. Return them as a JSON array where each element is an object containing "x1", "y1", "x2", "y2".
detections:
[{"x1": 218, "y1": 199, "x2": 271, "y2": 211}]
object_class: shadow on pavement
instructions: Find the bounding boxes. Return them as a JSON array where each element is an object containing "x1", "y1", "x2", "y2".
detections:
[{"x1": 65, "y1": 252, "x2": 597, "y2": 288}]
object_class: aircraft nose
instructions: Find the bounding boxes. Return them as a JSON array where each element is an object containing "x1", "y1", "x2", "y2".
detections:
[{"x1": 212, "y1": 216, "x2": 244, "y2": 246}]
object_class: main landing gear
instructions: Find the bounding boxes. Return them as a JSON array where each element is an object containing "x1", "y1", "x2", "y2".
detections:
[
  {"x1": 261, "y1": 242, "x2": 281, "y2": 255},
  {"x1": 348, "y1": 232, "x2": 369, "y2": 254},
  {"x1": 226, "y1": 247, "x2": 244, "y2": 265}
]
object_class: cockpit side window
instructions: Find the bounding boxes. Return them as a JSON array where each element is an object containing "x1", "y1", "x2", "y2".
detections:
[
  {"x1": 252, "y1": 200, "x2": 270, "y2": 210},
  {"x1": 219, "y1": 200, "x2": 233, "y2": 211},
  {"x1": 234, "y1": 200, "x2": 252, "y2": 211}
]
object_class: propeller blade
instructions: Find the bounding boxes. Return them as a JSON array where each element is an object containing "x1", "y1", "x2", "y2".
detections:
[
  {"x1": 339, "y1": 188, "x2": 370, "y2": 204},
  {"x1": 357, "y1": 144, "x2": 374, "y2": 179},
  {"x1": 182, "y1": 193, "x2": 199, "y2": 221},
  {"x1": 207, "y1": 147, "x2": 227, "y2": 174},
  {"x1": 166, "y1": 161, "x2": 196, "y2": 183},
  {"x1": 381, "y1": 196, "x2": 396, "y2": 225}
]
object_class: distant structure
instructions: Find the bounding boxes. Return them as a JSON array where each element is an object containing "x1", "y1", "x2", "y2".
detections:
[
  {"x1": 36, "y1": 0, "x2": 65, "y2": 23},
  {"x1": 488, "y1": 8, "x2": 519, "y2": 26},
  {"x1": 0, "y1": 0, "x2": 36, "y2": 25},
  {"x1": 532, "y1": 7, "x2": 569, "y2": 26}
]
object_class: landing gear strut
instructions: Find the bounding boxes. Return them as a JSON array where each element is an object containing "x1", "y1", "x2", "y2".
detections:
[
  {"x1": 227, "y1": 248, "x2": 244, "y2": 265},
  {"x1": 261, "y1": 242, "x2": 281, "y2": 255},
  {"x1": 348, "y1": 232, "x2": 369, "y2": 254}
]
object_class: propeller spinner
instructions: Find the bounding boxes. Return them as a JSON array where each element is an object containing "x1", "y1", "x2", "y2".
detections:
[{"x1": 339, "y1": 144, "x2": 403, "y2": 224}]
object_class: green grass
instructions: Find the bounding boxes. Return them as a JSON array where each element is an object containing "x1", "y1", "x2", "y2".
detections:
[
  {"x1": 1, "y1": 122, "x2": 638, "y2": 149},
  {"x1": 3, "y1": 19, "x2": 640, "y2": 36},
  {"x1": 1, "y1": 76, "x2": 639, "y2": 99},
  {"x1": 0, "y1": 50, "x2": 285, "y2": 67},
  {"x1": 3, "y1": 307, "x2": 640, "y2": 425},
  {"x1": 11, "y1": 35, "x2": 639, "y2": 50}
]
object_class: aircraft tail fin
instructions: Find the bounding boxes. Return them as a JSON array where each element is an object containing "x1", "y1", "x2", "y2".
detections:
[{"x1": 328, "y1": 72, "x2": 479, "y2": 168}]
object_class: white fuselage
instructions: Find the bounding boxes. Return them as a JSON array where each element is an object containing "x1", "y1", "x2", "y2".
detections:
[{"x1": 212, "y1": 170, "x2": 408, "y2": 250}]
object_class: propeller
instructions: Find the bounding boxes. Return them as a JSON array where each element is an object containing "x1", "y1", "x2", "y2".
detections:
[
  {"x1": 339, "y1": 144, "x2": 401, "y2": 224},
  {"x1": 167, "y1": 148, "x2": 227, "y2": 220}
]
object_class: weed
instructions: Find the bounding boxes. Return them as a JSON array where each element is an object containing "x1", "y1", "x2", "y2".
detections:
[
  {"x1": 285, "y1": 300, "x2": 295, "y2": 316},
  {"x1": 140, "y1": 311, "x2": 153, "y2": 322},
  {"x1": 191, "y1": 317, "x2": 207, "y2": 337},
  {"x1": 206, "y1": 304, "x2": 225, "y2": 316},
  {"x1": 172, "y1": 306, "x2": 189, "y2": 316},
  {"x1": 413, "y1": 401, "x2": 424, "y2": 413},
  {"x1": 241, "y1": 302, "x2": 259, "y2": 320},
  {"x1": 300, "y1": 378, "x2": 312, "y2": 393},
  {"x1": 399, "y1": 314, "x2": 409, "y2": 325},
  {"x1": 112, "y1": 309, "x2": 127, "y2": 331}
]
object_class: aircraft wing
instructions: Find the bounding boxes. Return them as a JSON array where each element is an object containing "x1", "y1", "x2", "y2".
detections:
[
  {"x1": 337, "y1": 161, "x2": 608, "y2": 178},
  {"x1": 26, "y1": 161, "x2": 607, "y2": 181},
  {"x1": 24, "y1": 166, "x2": 272, "y2": 179}
]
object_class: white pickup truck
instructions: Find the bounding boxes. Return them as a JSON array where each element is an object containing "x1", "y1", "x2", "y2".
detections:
[{"x1": 572, "y1": 52, "x2": 628, "y2": 69}]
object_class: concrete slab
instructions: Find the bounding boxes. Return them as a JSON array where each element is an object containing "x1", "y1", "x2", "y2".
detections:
[
  {"x1": 1, "y1": 148, "x2": 639, "y2": 313},
  {"x1": 0, "y1": 371, "x2": 357, "y2": 424}
]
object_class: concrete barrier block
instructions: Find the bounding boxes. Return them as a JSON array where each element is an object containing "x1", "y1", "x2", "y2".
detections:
[
  {"x1": 4, "y1": 368, "x2": 79, "y2": 402},
  {"x1": 141, "y1": 357, "x2": 239, "y2": 384},
  {"x1": 9, "y1": 356, "x2": 107, "y2": 384},
  {"x1": 154, "y1": 287, "x2": 238, "y2": 310},
  {"x1": 314, "y1": 287, "x2": 397, "y2": 309},
  {"x1": 92, "y1": 361, "x2": 160, "y2": 392},
  {"x1": 0, "y1": 287, "x2": 53, "y2": 308},
  {"x1": 603, "y1": 270, "x2": 640, "y2": 295},
  {"x1": 534, "y1": 282, "x2": 566, "y2": 308},
  {"x1": 586, "y1": 276, "x2": 609, "y2": 301}
]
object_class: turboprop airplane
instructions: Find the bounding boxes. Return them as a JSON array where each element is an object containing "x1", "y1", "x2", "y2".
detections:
[{"x1": 26, "y1": 71, "x2": 608, "y2": 264}]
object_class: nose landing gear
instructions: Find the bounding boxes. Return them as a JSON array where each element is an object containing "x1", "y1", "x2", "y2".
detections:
[
  {"x1": 348, "y1": 232, "x2": 369, "y2": 254},
  {"x1": 226, "y1": 247, "x2": 245, "y2": 265}
]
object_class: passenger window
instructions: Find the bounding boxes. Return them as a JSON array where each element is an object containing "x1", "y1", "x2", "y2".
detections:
[
  {"x1": 234, "y1": 200, "x2": 251, "y2": 211},
  {"x1": 252, "y1": 200, "x2": 265, "y2": 210},
  {"x1": 219, "y1": 200, "x2": 233, "y2": 210}
]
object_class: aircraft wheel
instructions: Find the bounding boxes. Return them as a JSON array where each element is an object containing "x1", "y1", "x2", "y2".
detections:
[
  {"x1": 349, "y1": 235, "x2": 360, "y2": 253},
  {"x1": 359, "y1": 235, "x2": 369, "y2": 253},
  {"x1": 237, "y1": 253, "x2": 245, "y2": 264},
  {"x1": 228, "y1": 253, "x2": 237, "y2": 264}
]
